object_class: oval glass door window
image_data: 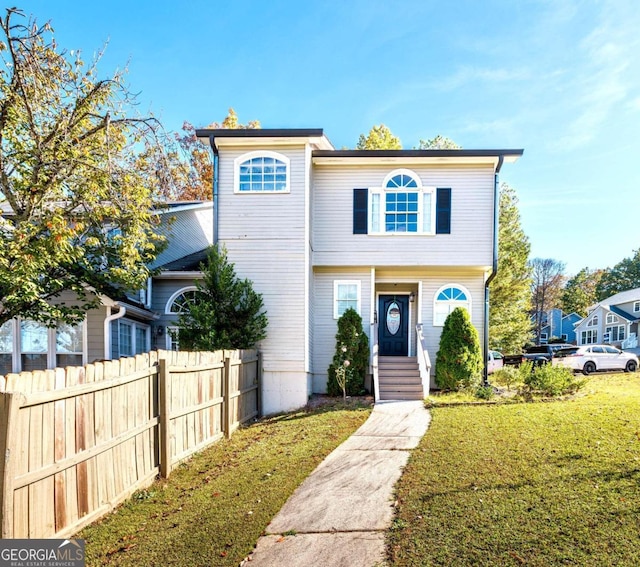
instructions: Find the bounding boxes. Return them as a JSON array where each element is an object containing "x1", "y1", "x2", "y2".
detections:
[{"x1": 386, "y1": 301, "x2": 401, "y2": 335}]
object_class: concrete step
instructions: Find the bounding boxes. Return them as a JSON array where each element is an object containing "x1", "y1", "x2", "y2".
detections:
[{"x1": 378, "y1": 356, "x2": 424, "y2": 400}]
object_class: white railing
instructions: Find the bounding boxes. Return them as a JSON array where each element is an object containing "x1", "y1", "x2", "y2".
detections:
[
  {"x1": 416, "y1": 324, "x2": 432, "y2": 397},
  {"x1": 622, "y1": 333, "x2": 638, "y2": 349},
  {"x1": 372, "y1": 322, "x2": 380, "y2": 402}
]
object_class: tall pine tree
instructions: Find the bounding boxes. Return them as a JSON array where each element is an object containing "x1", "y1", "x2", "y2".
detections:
[{"x1": 489, "y1": 183, "x2": 533, "y2": 353}]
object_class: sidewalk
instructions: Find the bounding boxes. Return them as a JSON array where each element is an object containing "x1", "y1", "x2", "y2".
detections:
[{"x1": 242, "y1": 400, "x2": 431, "y2": 566}]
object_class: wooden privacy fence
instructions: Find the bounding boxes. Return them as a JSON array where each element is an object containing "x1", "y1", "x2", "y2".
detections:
[{"x1": 0, "y1": 348, "x2": 260, "y2": 539}]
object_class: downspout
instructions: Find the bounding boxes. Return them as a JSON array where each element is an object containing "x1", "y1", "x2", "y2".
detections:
[
  {"x1": 483, "y1": 155, "x2": 503, "y2": 386},
  {"x1": 208, "y1": 134, "x2": 220, "y2": 246},
  {"x1": 104, "y1": 304, "x2": 127, "y2": 360}
]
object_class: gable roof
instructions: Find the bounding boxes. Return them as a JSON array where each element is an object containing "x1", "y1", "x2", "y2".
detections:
[
  {"x1": 589, "y1": 287, "x2": 640, "y2": 311},
  {"x1": 609, "y1": 305, "x2": 639, "y2": 322},
  {"x1": 157, "y1": 248, "x2": 209, "y2": 271}
]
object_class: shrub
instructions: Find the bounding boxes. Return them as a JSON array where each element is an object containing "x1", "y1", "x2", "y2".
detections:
[
  {"x1": 475, "y1": 385, "x2": 494, "y2": 400},
  {"x1": 327, "y1": 308, "x2": 369, "y2": 396},
  {"x1": 521, "y1": 363, "x2": 585, "y2": 397},
  {"x1": 490, "y1": 366, "x2": 520, "y2": 391},
  {"x1": 435, "y1": 307, "x2": 483, "y2": 391}
]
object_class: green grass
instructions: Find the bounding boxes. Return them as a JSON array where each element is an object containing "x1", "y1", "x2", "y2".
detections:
[
  {"x1": 78, "y1": 398, "x2": 372, "y2": 567},
  {"x1": 387, "y1": 373, "x2": 640, "y2": 566}
]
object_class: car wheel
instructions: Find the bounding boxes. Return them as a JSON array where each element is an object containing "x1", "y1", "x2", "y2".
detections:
[
  {"x1": 625, "y1": 360, "x2": 637, "y2": 373},
  {"x1": 583, "y1": 361, "x2": 596, "y2": 375}
]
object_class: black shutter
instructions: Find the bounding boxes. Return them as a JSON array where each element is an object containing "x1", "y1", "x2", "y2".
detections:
[
  {"x1": 353, "y1": 189, "x2": 368, "y2": 234},
  {"x1": 435, "y1": 188, "x2": 451, "y2": 234}
]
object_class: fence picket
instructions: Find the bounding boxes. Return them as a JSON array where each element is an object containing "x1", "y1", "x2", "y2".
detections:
[{"x1": 0, "y1": 349, "x2": 258, "y2": 538}]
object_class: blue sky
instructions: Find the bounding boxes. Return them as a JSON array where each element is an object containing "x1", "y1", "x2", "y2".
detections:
[{"x1": 23, "y1": 0, "x2": 640, "y2": 276}]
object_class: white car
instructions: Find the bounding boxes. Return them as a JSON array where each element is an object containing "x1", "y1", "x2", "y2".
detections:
[
  {"x1": 487, "y1": 350, "x2": 504, "y2": 374},
  {"x1": 552, "y1": 345, "x2": 639, "y2": 375}
]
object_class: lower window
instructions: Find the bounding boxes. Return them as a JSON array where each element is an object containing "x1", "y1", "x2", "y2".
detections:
[{"x1": 581, "y1": 329, "x2": 597, "y2": 344}]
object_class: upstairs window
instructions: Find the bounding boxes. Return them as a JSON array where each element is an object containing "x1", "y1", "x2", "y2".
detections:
[
  {"x1": 587, "y1": 316, "x2": 598, "y2": 327},
  {"x1": 235, "y1": 151, "x2": 289, "y2": 193},
  {"x1": 353, "y1": 170, "x2": 450, "y2": 235},
  {"x1": 606, "y1": 313, "x2": 616, "y2": 324},
  {"x1": 634, "y1": 301, "x2": 640, "y2": 313},
  {"x1": 434, "y1": 284, "x2": 471, "y2": 326},
  {"x1": 166, "y1": 287, "x2": 199, "y2": 314}
]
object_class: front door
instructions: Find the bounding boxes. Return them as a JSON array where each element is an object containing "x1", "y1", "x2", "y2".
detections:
[{"x1": 378, "y1": 295, "x2": 409, "y2": 356}]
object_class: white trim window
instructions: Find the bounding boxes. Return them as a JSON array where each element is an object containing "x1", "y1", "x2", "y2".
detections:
[
  {"x1": 581, "y1": 329, "x2": 598, "y2": 344},
  {"x1": 166, "y1": 287, "x2": 200, "y2": 315},
  {"x1": 587, "y1": 316, "x2": 598, "y2": 327},
  {"x1": 605, "y1": 325, "x2": 626, "y2": 342},
  {"x1": 0, "y1": 321, "x2": 14, "y2": 376},
  {"x1": 433, "y1": 284, "x2": 472, "y2": 326},
  {"x1": 166, "y1": 326, "x2": 180, "y2": 351},
  {"x1": 118, "y1": 320, "x2": 149, "y2": 358},
  {"x1": 606, "y1": 313, "x2": 616, "y2": 324},
  {"x1": 634, "y1": 301, "x2": 640, "y2": 313},
  {"x1": 540, "y1": 333, "x2": 548, "y2": 343},
  {"x1": 369, "y1": 169, "x2": 435, "y2": 234},
  {"x1": 56, "y1": 323, "x2": 84, "y2": 368},
  {"x1": 234, "y1": 151, "x2": 290, "y2": 193},
  {"x1": 334, "y1": 280, "x2": 361, "y2": 319}
]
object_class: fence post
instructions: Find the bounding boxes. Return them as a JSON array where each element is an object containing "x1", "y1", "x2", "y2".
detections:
[
  {"x1": 0, "y1": 392, "x2": 24, "y2": 538},
  {"x1": 256, "y1": 351, "x2": 262, "y2": 418},
  {"x1": 223, "y1": 356, "x2": 232, "y2": 439},
  {"x1": 158, "y1": 357, "x2": 171, "y2": 478}
]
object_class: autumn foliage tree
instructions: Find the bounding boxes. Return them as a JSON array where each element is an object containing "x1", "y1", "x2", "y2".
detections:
[
  {"x1": 0, "y1": 8, "x2": 176, "y2": 327},
  {"x1": 173, "y1": 109, "x2": 261, "y2": 201}
]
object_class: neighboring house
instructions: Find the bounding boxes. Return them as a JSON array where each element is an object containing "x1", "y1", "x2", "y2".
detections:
[
  {"x1": 0, "y1": 201, "x2": 213, "y2": 376},
  {"x1": 539, "y1": 308, "x2": 582, "y2": 344},
  {"x1": 193, "y1": 128, "x2": 523, "y2": 413},
  {"x1": 574, "y1": 287, "x2": 640, "y2": 349}
]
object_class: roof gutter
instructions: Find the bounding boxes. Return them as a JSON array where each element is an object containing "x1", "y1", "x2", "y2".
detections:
[
  {"x1": 483, "y1": 155, "x2": 503, "y2": 386},
  {"x1": 207, "y1": 135, "x2": 219, "y2": 246}
]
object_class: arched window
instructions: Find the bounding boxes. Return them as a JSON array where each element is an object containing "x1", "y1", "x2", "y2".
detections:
[
  {"x1": 165, "y1": 287, "x2": 200, "y2": 315},
  {"x1": 234, "y1": 151, "x2": 290, "y2": 193},
  {"x1": 370, "y1": 169, "x2": 435, "y2": 234},
  {"x1": 433, "y1": 284, "x2": 471, "y2": 326}
]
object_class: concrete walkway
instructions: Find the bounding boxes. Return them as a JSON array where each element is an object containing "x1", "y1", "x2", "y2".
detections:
[{"x1": 243, "y1": 400, "x2": 431, "y2": 567}]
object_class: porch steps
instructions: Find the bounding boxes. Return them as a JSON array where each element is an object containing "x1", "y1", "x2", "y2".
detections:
[{"x1": 378, "y1": 356, "x2": 424, "y2": 401}]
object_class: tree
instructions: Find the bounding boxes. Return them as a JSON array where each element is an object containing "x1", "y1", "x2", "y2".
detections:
[
  {"x1": 177, "y1": 246, "x2": 267, "y2": 350},
  {"x1": 356, "y1": 124, "x2": 402, "y2": 149},
  {"x1": 326, "y1": 308, "x2": 369, "y2": 397},
  {"x1": 595, "y1": 249, "x2": 640, "y2": 300},
  {"x1": 173, "y1": 109, "x2": 261, "y2": 201},
  {"x1": 489, "y1": 183, "x2": 533, "y2": 352},
  {"x1": 0, "y1": 9, "x2": 173, "y2": 327},
  {"x1": 417, "y1": 135, "x2": 461, "y2": 149},
  {"x1": 530, "y1": 258, "x2": 566, "y2": 344},
  {"x1": 561, "y1": 268, "x2": 603, "y2": 316},
  {"x1": 435, "y1": 307, "x2": 483, "y2": 391}
]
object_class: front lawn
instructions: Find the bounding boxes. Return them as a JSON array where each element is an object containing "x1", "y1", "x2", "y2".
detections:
[
  {"x1": 78, "y1": 398, "x2": 371, "y2": 567},
  {"x1": 387, "y1": 373, "x2": 640, "y2": 566}
]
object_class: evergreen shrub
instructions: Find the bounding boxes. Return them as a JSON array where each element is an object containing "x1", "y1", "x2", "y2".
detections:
[
  {"x1": 327, "y1": 308, "x2": 369, "y2": 396},
  {"x1": 435, "y1": 307, "x2": 483, "y2": 391}
]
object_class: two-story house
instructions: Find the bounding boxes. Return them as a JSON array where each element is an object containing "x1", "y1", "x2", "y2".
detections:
[
  {"x1": 195, "y1": 128, "x2": 522, "y2": 414},
  {"x1": 573, "y1": 287, "x2": 640, "y2": 349},
  {"x1": 538, "y1": 308, "x2": 582, "y2": 344}
]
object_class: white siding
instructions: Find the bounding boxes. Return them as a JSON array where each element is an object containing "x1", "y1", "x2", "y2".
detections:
[
  {"x1": 312, "y1": 267, "x2": 486, "y2": 391},
  {"x1": 312, "y1": 269, "x2": 373, "y2": 393},
  {"x1": 218, "y1": 145, "x2": 311, "y2": 414},
  {"x1": 152, "y1": 205, "x2": 214, "y2": 269},
  {"x1": 312, "y1": 164, "x2": 495, "y2": 267}
]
